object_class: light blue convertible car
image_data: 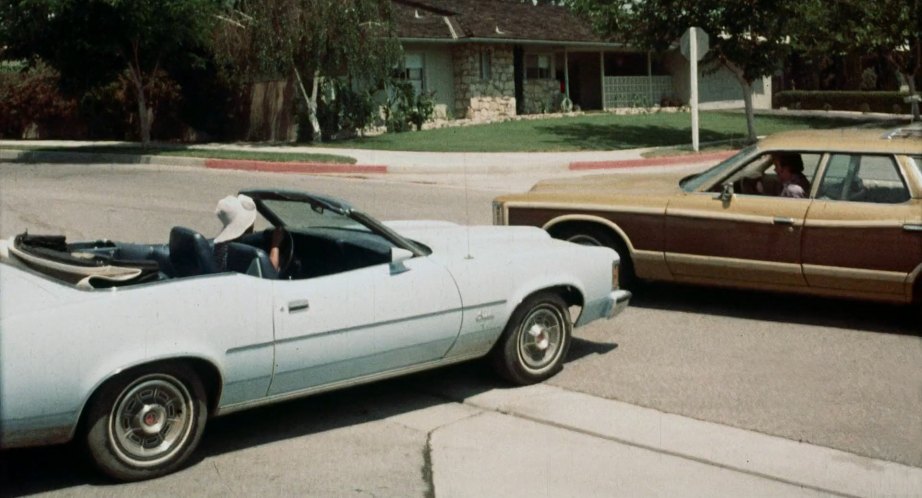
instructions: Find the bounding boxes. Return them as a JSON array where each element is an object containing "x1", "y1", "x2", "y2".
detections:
[{"x1": 0, "y1": 189, "x2": 630, "y2": 481}]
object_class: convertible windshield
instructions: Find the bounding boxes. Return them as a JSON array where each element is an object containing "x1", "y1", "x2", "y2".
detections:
[
  {"x1": 263, "y1": 199, "x2": 364, "y2": 231},
  {"x1": 261, "y1": 198, "x2": 428, "y2": 256},
  {"x1": 680, "y1": 145, "x2": 756, "y2": 192}
]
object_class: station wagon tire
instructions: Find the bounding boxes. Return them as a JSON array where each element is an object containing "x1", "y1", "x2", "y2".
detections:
[
  {"x1": 552, "y1": 225, "x2": 635, "y2": 288},
  {"x1": 84, "y1": 364, "x2": 207, "y2": 481},
  {"x1": 492, "y1": 292, "x2": 572, "y2": 385}
]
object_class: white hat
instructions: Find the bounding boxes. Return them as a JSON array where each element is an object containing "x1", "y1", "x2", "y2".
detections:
[{"x1": 214, "y1": 194, "x2": 257, "y2": 243}]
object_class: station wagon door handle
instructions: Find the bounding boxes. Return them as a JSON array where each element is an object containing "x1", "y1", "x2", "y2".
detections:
[
  {"x1": 903, "y1": 224, "x2": 922, "y2": 233},
  {"x1": 288, "y1": 299, "x2": 310, "y2": 313},
  {"x1": 773, "y1": 217, "x2": 795, "y2": 226}
]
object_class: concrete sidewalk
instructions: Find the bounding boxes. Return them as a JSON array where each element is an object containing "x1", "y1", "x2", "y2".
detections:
[
  {"x1": 0, "y1": 139, "x2": 730, "y2": 174},
  {"x1": 404, "y1": 384, "x2": 922, "y2": 497}
]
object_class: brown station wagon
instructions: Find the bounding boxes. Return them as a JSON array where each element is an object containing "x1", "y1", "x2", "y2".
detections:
[{"x1": 494, "y1": 125, "x2": 922, "y2": 304}]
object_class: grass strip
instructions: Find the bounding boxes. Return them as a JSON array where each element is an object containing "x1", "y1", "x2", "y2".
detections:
[{"x1": 13, "y1": 145, "x2": 357, "y2": 164}]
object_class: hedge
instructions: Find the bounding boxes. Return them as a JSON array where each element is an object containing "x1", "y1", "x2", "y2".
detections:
[{"x1": 773, "y1": 91, "x2": 914, "y2": 114}]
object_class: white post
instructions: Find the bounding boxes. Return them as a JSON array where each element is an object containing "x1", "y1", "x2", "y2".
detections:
[{"x1": 690, "y1": 28, "x2": 700, "y2": 152}]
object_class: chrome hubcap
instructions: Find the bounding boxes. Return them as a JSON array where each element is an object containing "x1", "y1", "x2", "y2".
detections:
[
  {"x1": 137, "y1": 405, "x2": 167, "y2": 436},
  {"x1": 518, "y1": 305, "x2": 564, "y2": 372},
  {"x1": 109, "y1": 374, "x2": 194, "y2": 467},
  {"x1": 528, "y1": 324, "x2": 550, "y2": 350}
]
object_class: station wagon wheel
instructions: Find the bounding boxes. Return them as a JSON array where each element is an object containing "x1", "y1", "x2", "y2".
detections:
[
  {"x1": 85, "y1": 364, "x2": 207, "y2": 481},
  {"x1": 551, "y1": 225, "x2": 635, "y2": 289},
  {"x1": 492, "y1": 292, "x2": 572, "y2": 385}
]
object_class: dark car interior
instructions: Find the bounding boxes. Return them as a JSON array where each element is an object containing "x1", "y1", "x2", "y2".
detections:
[
  {"x1": 236, "y1": 227, "x2": 393, "y2": 280},
  {"x1": 10, "y1": 222, "x2": 400, "y2": 289}
]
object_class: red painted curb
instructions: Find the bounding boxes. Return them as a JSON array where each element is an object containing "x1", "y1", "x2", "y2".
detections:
[
  {"x1": 205, "y1": 158, "x2": 388, "y2": 174},
  {"x1": 570, "y1": 150, "x2": 737, "y2": 170}
]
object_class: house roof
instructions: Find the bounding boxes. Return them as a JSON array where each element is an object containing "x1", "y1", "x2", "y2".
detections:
[{"x1": 393, "y1": 0, "x2": 619, "y2": 47}]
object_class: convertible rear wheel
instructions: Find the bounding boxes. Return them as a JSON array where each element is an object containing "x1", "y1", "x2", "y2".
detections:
[
  {"x1": 492, "y1": 292, "x2": 572, "y2": 385},
  {"x1": 85, "y1": 364, "x2": 207, "y2": 481}
]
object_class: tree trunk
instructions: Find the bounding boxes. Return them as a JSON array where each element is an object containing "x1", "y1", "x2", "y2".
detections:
[
  {"x1": 294, "y1": 67, "x2": 322, "y2": 142},
  {"x1": 726, "y1": 63, "x2": 758, "y2": 142},
  {"x1": 908, "y1": 75, "x2": 920, "y2": 121},
  {"x1": 742, "y1": 80, "x2": 756, "y2": 142},
  {"x1": 129, "y1": 65, "x2": 152, "y2": 144}
]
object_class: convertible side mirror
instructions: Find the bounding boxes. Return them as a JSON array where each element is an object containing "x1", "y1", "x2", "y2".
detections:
[
  {"x1": 389, "y1": 247, "x2": 414, "y2": 275},
  {"x1": 717, "y1": 183, "x2": 734, "y2": 203}
]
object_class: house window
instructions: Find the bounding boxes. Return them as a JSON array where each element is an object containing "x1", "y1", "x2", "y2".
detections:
[
  {"x1": 479, "y1": 49, "x2": 492, "y2": 80},
  {"x1": 400, "y1": 53, "x2": 425, "y2": 94},
  {"x1": 526, "y1": 54, "x2": 551, "y2": 79}
]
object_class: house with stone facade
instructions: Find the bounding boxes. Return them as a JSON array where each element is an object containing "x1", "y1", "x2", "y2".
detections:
[{"x1": 392, "y1": 0, "x2": 771, "y2": 121}]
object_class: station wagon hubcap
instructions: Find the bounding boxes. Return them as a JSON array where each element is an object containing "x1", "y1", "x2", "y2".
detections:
[
  {"x1": 518, "y1": 305, "x2": 564, "y2": 372},
  {"x1": 566, "y1": 234, "x2": 601, "y2": 246},
  {"x1": 109, "y1": 374, "x2": 194, "y2": 467}
]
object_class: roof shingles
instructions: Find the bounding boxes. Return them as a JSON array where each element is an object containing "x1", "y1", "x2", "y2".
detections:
[{"x1": 393, "y1": 0, "x2": 604, "y2": 43}]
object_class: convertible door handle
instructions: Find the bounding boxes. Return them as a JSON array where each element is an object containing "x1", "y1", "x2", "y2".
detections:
[
  {"x1": 773, "y1": 217, "x2": 795, "y2": 226},
  {"x1": 288, "y1": 299, "x2": 310, "y2": 313},
  {"x1": 903, "y1": 224, "x2": 922, "y2": 233}
]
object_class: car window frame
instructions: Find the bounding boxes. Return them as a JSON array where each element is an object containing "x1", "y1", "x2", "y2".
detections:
[{"x1": 813, "y1": 152, "x2": 912, "y2": 205}]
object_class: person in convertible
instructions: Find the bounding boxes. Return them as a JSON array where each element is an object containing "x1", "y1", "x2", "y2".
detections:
[{"x1": 213, "y1": 194, "x2": 283, "y2": 272}]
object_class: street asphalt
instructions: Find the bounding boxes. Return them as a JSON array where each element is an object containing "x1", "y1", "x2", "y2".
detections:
[{"x1": 1, "y1": 133, "x2": 920, "y2": 496}]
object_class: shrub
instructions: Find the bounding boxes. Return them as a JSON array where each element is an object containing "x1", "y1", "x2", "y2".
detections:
[
  {"x1": 383, "y1": 81, "x2": 435, "y2": 133},
  {"x1": 0, "y1": 60, "x2": 79, "y2": 139},
  {"x1": 408, "y1": 90, "x2": 434, "y2": 131},
  {"x1": 773, "y1": 91, "x2": 911, "y2": 114}
]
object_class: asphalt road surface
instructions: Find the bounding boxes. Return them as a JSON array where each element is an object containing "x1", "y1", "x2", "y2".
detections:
[{"x1": 1, "y1": 162, "x2": 920, "y2": 496}]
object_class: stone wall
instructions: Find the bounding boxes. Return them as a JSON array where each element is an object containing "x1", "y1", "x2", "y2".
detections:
[
  {"x1": 452, "y1": 44, "x2": 516, "y2": 120},
  {"x1": 523, "y1": 79, "x2": 562, "y2": 114}
]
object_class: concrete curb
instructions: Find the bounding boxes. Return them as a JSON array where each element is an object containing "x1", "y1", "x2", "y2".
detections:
[
  {"x1": 571, "y1": 150, "x2": 736, "y2": 170},
  {"x1": 1, "y1": 147, "x2": 734, "y2": 175},
  {"x1": 204, "y1": 158, "x2": 387, "y2": 174},
  {"x1": 450, "y1": 384, "x2": 922, "y2": 497}
]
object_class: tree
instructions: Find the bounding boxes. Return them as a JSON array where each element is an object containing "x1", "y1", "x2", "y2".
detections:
[
  {"x1": 0, "y1": 0, "x2": 220, "y2": 143},
  {"x1": 569, "y1": 0, "x2": 796, "y2": 142},
  {"x1": 790, "y1": 0, "x2": 921, "y2": 120},
  {"x1": 214, "y1": 0, "x2": 402, "y2": 142}
]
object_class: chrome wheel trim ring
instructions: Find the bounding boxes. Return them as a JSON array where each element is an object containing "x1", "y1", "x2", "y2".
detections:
[
  {"x1": 516, "y1": 304, "x2": 565, "y2": 373},
  {"x1": 566, "y1": 234, "x2": 602, "y2": 246},
  {"x1": 108, "y1": 373, "x2": 195, "y2": 468}
]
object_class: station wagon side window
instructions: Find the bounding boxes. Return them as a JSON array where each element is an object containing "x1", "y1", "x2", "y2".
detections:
[
  {"x1": 816, "y1": 154, "x2": 909, "y2": 204},
  {"x1": 719, "y1": 151, "x2": 821, "y2": 196}
]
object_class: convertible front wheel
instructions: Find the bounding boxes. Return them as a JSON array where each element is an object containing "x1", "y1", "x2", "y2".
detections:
[
  {"x1": 492, "y1": 292, "x2": 572, "y2": 385},
  {"x1": 84, "y1": 364, "x2": 207, "y2": 481}
]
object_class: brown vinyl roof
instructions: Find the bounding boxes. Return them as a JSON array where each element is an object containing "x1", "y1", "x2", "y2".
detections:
[{"x1": 393, "y1": 0, "x2": 611, "y2": 45}]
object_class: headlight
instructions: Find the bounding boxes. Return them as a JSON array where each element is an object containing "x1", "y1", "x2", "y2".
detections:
[
  {"x1": 492, "y1": 201, "x2": 506, "y2": 225},
  {"x1": 612, "y1": 260, "x2": 621, "y2": 290}
]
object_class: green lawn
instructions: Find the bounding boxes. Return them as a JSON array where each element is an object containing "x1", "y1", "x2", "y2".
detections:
[
  {"x1": 8, "y1": 111, "x2": 903, "y2": 157},
  {"x1": 323, "y1": 111, "x2": 898, "y2": 153}
]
